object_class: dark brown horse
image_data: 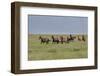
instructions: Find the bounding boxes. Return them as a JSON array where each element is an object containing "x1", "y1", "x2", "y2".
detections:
[
  {"x1": 70, "y1": 34, "x2": 76, "y2": 40},
  {"x1": 39, "y1": 36, "x2": 50, "y2": 44},
  {"x1": 82, "y1": 35, "x2": 85, "y2": 41},
  {"x1": 67, "y1": 34, "x2": 76, "y2": 42},
  {"x1": 51, "y1": 35, "x2": 59, "y2": 44},
  {"x1": 77, "y1": 35, "x2": 81, "y2": 41}
]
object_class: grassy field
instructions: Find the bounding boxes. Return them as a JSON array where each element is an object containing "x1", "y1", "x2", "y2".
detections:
[{"x1": 28, "y1": 34, "x2": 88, "y2": 61}]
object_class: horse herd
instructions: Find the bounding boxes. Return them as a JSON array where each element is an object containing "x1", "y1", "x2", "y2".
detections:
[{"x1": 39, "y1": 34, "x2": 86, "y2": 44}]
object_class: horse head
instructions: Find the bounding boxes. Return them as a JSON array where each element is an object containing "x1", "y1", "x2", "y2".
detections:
[
  {"x1": 39, "y1": 36, "x2": 42, "y2": 40},
  {"x1": 51, "y1": 35, "x2": 54, "y2": 39}
]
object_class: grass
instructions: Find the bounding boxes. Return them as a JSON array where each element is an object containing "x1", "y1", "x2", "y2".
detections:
[{"x1": 28, "y1": 34, "x2": 88, "y2": 61}]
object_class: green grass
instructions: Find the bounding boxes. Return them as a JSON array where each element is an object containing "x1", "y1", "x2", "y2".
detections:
[{"x1": 28, "y1": 34, "x2": 88, "y2": 61}]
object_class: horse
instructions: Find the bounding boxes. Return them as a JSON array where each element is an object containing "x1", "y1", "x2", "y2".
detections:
[
  {"x1": 67, "y1": 34, "x2": 76, "y2": 42},
  {"x1": 82, "y1": 35, "x2": 85, "y2": 41},
  {"x1": 69, "y1": 34, "x2": 76, "y2": 40},
  {"x1": 66, "y1": 36, "x2": 71, "y2": 43},
  {"x1": 60, "y1": 36, "x2": 68, "y2": 44},
  {"x1": 77, "y1": 35, "x2": 85, "y2": 42},
  {"x1": 51, "y1": 35, "x2": 59, "y2": 44},
  {"x1": 60, "y1": 36, "x2": 64, "y2": 44},
  {"x1": 39, "y1": 36, "x2": 50, "y2": 44},
  {"x1": 77, "y1": 35, "x2": 81, "y2": 41}
]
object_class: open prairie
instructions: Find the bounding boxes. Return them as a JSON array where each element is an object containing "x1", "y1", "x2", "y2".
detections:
[{"x1": 28, "y1": 34, "x2": 88, "y2": 60}]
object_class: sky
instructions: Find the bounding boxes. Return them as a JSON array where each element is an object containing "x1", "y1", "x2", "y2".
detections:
[{"x1": 28, "y1": 15, "x2": 88, "y2": 34}]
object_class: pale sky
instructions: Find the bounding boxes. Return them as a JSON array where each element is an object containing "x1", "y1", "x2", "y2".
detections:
[{"x1": 28, "y1": 15, "x2": 88, "y2": 34}]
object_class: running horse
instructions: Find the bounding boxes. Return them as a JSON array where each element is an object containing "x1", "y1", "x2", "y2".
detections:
[
  {"x1": 67, "y1": 34, "x2": 76, "y2": 42},
  {"x1": 60, "y1": 36, "x2": 68, "y2": 44},
  {"x1": 51, "y1": 35, "x2": 59, "y2": 44},
  {"x1": 82, "y1": 35, "x2": 85, "y2": 41},
  {"x1": 77, "y1": 35, "x2": 81, "y2": 41},
  {"x1": 39, "y1": 36, "x2": 50, "y2": 44},
  {"x1": 77, "y1": 35, "x2": 85, "y2": 42}
]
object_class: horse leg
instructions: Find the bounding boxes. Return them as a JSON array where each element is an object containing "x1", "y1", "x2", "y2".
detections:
[
  {"x1": 61, "y1": 41, "x2": 62, "y2": 44},
  {"x1": 46, "y1": 40, "x2": 49, "y2": 44},
  {"x1": 52, "y1": 40, "x2": 54, "y2": 44},
  {"x1": 57, "y1": 40, "x2": 59, "y2": 44},
  {"x1": 46, "y1": 41, "x2": 48, "y2": 44},
  {"x1": 40, "y1": 40, "x2": 43, "y2": 44},
  {"x1": 67, "y1": 40, "x2": 69, "y2": 43}
]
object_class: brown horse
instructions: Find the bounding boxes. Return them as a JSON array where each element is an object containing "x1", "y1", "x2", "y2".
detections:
[
  {"x1": 56, "y1": 35, "x2": 76, "y2": 44},
  {"x1": 67, "y1": 34, "x2": 76, "y2": 42},
  {"x1": 77, "y1": 35, "x2": 86, "y2": 42},
  {"x1": 51, "y1": 35, "x2": 59, "y2": 44},
  {"x1": 82, "y1": 35, "x2": 85, "y2": 41},
  {"x1": 60, "y1": 36, "x2": 68, "y2": 44},
  {"x1": 39, "y1": 36, "x2": 50, "y2": 44},
  {"x1": 77, "y1": 35, "x2": 81, "y2": 41}
]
